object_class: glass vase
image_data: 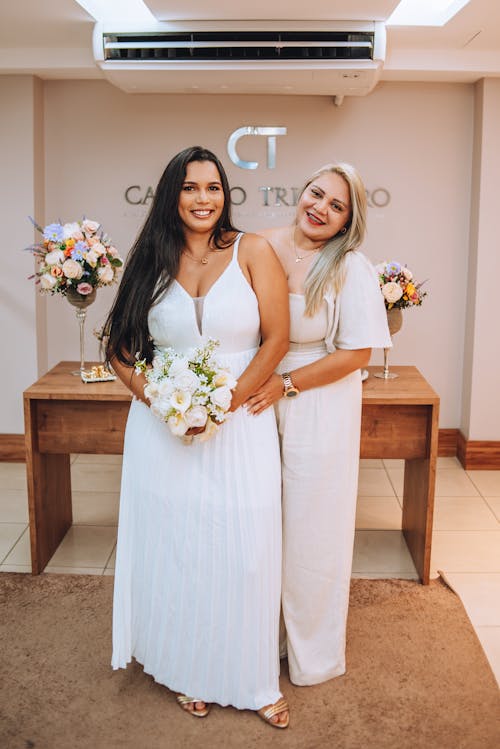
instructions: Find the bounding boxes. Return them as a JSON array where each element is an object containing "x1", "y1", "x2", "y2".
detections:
[
  {"x1": 66, "y1": 287, "x2": 97, "y2": 377},
  {"x1": 374, "y1": 307, "x2": 403, "y2": 380}
]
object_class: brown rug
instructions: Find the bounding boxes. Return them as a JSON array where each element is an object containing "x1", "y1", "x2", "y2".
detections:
[{"x1": 1, "y1": 575, "x2": 499, "y2": 749}]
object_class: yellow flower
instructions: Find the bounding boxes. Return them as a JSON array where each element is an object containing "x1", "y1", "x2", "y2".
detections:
[
  {"x1": 65, "y1": 238, "x2": 76, "y2": 248},
  {"x1": 405, "y1": 283, "x2": 416, "y2": 296}
]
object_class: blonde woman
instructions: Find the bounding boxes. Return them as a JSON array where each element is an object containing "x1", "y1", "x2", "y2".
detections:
[{"x1": 247, "y1": 163, "x2": 391, "y2": 686}]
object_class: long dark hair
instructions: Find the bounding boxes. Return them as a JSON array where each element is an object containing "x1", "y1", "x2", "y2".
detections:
[{"x1": 104, "y1": 146, "x2": 238, "y2": 366}]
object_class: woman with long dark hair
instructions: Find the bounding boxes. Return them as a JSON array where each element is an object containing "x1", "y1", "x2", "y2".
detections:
[
  {"x1": 247, "y1": 163, "x2": 391, "y2": 686},
  {"x1": 106, "y1": 146, "x2": 290, "y2": 727}
]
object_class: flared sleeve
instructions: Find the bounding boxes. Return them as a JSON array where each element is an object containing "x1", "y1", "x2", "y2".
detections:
[{"x1": 324, "y1": 251, "x2": 392, "y2": 352}]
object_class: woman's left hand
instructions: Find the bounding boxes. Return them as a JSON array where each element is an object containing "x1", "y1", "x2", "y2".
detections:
[{"x1": 244, "y1": 373, "x2": 283, "y2": 415}]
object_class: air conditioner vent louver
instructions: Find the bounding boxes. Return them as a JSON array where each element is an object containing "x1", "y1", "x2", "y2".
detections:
[
  {"x1": 103, "y1": 30, "x2": 375, "y2": 63},
  {"x1": 93, "y1": 21, "x2": 386, "y2": 96}
]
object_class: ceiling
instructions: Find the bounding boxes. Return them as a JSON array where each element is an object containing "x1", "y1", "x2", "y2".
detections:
[{"x1": 0, "y1": 0, "x2": 498, "y2": 85}]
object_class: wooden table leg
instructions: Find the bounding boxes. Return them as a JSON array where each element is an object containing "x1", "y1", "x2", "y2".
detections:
[
  {"x1": 401, "y1": 403, "x2": 438, "y2": 584},
  {"x1": 24, "y1": 397, "x2": 72, "y2": 574},
  {"x1": 402, "y1": 458, "x2": 435, "y2": 584}
]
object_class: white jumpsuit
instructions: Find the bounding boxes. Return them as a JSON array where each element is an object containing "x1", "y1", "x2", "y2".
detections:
[{"x1": 277, "y1": 250, "x2": 391, "y2": 685}]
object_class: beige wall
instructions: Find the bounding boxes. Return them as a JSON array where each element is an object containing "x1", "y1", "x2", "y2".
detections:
[
  {"x1": 462, "y1": 78, "x2": 500, "y2": 440},
  {"x1": 0, "y1": 76, "x2": 44, "y2": 434},
  {"x1": 0, "y1": 76, "x2": 489, "y2": 434}
]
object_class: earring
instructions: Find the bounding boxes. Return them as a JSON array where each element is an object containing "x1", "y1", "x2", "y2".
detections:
[{"x1": 340, "y1": 227, "x2": 347, "y2": 234}]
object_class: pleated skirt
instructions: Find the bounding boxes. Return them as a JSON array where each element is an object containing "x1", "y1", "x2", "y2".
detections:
[
  {"x1": 277, "y1": 345, "x2": 362, "y2": 686},
  {"x1": 112, "y1": 349, "x2": 282, "y2": 710}
]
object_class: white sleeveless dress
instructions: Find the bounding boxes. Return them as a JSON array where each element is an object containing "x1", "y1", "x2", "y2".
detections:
[
  {"x1": 112, "y1": 234, "x2": 282, "y2": 710},
  {"x1": 276, "y1": 250, "x2": 391, "y2": 686}
]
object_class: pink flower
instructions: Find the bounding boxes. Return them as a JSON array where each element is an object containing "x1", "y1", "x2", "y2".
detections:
[
  {"x1": 76, "y1": 282, "x2": 93, "y2": 295},
  {"x1": 82, "y1": 219, "x2": 100, "y2": 235}
]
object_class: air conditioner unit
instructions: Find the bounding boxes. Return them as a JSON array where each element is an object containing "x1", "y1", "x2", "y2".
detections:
[{"x1": 92, "y1": 20, "x2": 386, "y2": 96}]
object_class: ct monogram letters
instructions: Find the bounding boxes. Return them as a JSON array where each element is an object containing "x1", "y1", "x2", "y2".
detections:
[
  {"x1": 125, "y1": 126, "x2": 391, "y2": 208},
  {"x1": 227, "y1": 126, "x2": 287, "y2": 170}
]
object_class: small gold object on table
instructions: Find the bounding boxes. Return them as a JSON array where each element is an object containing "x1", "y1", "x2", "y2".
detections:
[
  {"x1": 81, "y1": 363, "x2": 117, "y2": 384},
  {"x1": 374, "y1": 307, "x2": 403, "y2": 380}
]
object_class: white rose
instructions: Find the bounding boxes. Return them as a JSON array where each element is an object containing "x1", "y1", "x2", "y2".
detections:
[
  {"x1": 214, "y1": 370, "x2": 237, "y2": 389},
  {"x1": 402, "y1": 267, "x2": 413, "y2": 281},
  {"x1": 45, "y1": 250, "x2": 65, "y2": 265},
  {"x1": 170, "y1": 390, "x2": 191, "y2": 414},
  {"x1": 184, "y1": 405, "x2": 208, "y2": 429},
  {"x1": 168, "y1": 357, "x2": 190, "y2": 377},
  {"x1": 92, "y1": 242, "x2": 106, "y2": 256},
  {"x1": 168, "y1": 413, "x2": 189, "y2": 436},
  {"x1": 82, "y1": 219, "x2": 100, "y2": 235},
  {"x1": 375, "y1": 262, "x2": 387, "y2": 275},
  {"x1": 97, "y1": 265, "x2": 114, "y2": 284},
  {"x1": 85, "y1": 250, "x2": 99, "y2": 268},
  {"x1": 157, "y1": 379, "x2": 174, "y2": 398},
  {"x1": 150, "y1": 398, "x2": 170, "y2": 420},
  {"x1": 62, "y1": 259, "x2": 83, "y2": 279},
  {"x1": 40, "y1": 273, "x2": 57, "y2": 290},
  {"x1": 173, "y1": 369, "x2": 200, "y2": 393},
  {"x1": 151, "y1": 355, "x2": 162, "y2": 369},
  {"x1": 144, "y1": 382, "x2": 172, "y2": 410},
  {"x1": 382, "y1": 282, "x2": 403, "y2": 304},
  {"x1": 63, "y1": 222, "x2": 82, "y2": 240},
  {"x1": 144, "y1": 381, "x2": 161, "y2": 401},
  {"x1": 210, "y1": 385, "x2": 232, "y2": 411}
]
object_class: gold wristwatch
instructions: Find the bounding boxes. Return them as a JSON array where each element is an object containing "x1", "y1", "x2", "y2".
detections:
[{"x1": 282, "y1": 372, "x2": 300, "y2": 398}]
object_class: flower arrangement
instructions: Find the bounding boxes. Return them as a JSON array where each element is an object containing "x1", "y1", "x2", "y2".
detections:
[
  {"x1": 27, "y1": 218, "x2": 123, "y2": 296},
  {"x1": 375, "y1": 260, "x2": 427, "y2": 310},
  {"x1": 135, "y1": 338, "x2": 237, "y2": 442}
]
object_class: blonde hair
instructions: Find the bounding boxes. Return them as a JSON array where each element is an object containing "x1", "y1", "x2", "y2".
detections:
[{"x1": 300, "y1": 162, "x2": 367, "y2": 316}]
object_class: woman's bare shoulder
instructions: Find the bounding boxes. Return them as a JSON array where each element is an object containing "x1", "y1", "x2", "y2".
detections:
[
  {"x1": 256, "y1": 225, "x2": 289, "y2": 245},
  {"x1": 239, "y1": 232, "x2": 277, "y2": 260}
]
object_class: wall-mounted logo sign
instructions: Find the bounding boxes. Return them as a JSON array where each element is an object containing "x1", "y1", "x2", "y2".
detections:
[
  {"x1": 125, "y1": 125, "x2": 390, "y2": 210},
  {"x1": 125, "y1": 184, "x2": 390, "y2": 209},
  {"x1": 227, "y1": 126, "x2": 287, "y2": 170}
]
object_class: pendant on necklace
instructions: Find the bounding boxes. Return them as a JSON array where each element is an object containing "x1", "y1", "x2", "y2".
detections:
[
  {"x1": 201, "y1": 257, "x2": 209, "y2": 264},
  {"x1": 295, "y1": 257, "x2": 304, "y2": 263}
]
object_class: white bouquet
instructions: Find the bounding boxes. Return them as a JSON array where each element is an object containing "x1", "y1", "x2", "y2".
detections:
[{"x1": 135, "y1": 338, "x2": 237, "y2": 442}]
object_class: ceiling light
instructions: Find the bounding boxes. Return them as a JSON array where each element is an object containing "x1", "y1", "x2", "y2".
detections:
[
  {"x1": 75, "y1": 0, "x2": 156, "y2": 24},
  {"x1": 387, "y1": 0, "x2": 470, "y2": 27}
]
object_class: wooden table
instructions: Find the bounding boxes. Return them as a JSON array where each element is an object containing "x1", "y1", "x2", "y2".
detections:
[{"x1": 24, "y1": 362, "x2": 439, "y2": 582}]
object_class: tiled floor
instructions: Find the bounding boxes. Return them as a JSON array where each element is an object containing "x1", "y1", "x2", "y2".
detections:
[{"x1": 1, "y1": 455, "x2": 499, "y2": 683}]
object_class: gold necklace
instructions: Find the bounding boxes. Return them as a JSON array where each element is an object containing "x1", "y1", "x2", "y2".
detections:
[
  {"x1": 183, "y1": 249, "x2": 211, "y2": 265},
  {"x1": 182, "y1": 243, "x2": 230, "y2": 265},
  {"x1": 292, "y1": 227, "x2": 323, "y2": 263}
]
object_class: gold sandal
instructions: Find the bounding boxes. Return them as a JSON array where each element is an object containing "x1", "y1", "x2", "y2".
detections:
[
  {"x1": 257, "y1": 697, "x2": 290, "y2": 729},
  {"x1": 176, "y1": 694, "x2": 211, "y2": 718}
]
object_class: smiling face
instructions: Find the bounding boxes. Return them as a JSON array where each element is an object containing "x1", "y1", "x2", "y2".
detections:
[
  {"x1": 177, "y1": 160, "x2": 225, "y2": 234},
  {"x1": 296, "y1": 170, "x2": 352, "y2": 244}
]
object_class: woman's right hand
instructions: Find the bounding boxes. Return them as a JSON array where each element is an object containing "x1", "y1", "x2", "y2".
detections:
[{"x1": 244, "y1": 373, "x2": 284, "y2": 415}]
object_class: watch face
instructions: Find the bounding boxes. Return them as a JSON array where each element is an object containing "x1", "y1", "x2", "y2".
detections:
[{"x1": 285, "y1": 388, "x2": 299, "y2": 398}]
